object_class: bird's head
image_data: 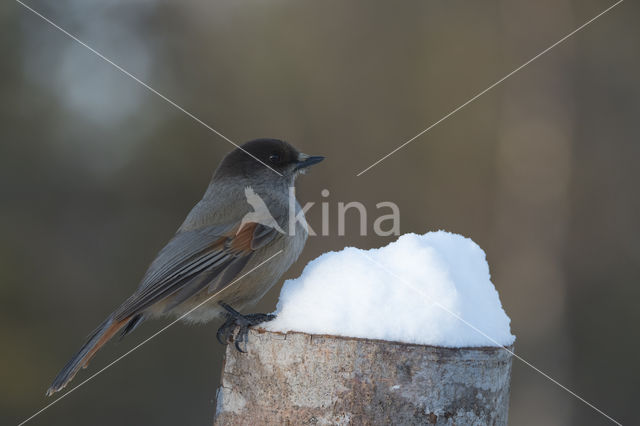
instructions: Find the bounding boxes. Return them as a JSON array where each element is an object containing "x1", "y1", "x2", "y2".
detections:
[{"x1": 214, "y1": 139, "x2": 324, "y2": 186}]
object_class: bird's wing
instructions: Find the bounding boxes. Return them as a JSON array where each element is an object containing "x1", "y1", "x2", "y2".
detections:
[
  {"x1": 47, "y1": 222, "x2": 280, "y2": 395},
  {"x1": 114, "y1": 222, "x2": 280, "y2": 320}
]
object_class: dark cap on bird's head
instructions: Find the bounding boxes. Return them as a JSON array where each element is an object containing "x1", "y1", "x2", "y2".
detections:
[{"x1": 214, "y1": 138, "x2": 324, "y2": 180}]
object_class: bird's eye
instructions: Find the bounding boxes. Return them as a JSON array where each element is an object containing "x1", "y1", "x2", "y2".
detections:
[{"x1": 269, "y1": 153, "x2": 281, "y2": 163}]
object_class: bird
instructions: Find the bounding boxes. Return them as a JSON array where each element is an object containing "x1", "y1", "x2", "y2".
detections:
[{"x1": 46, "y1": 138, "x2": 324, "y2": 396}]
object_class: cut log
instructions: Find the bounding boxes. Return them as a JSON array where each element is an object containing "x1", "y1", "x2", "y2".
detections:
[{"x1": 215, "y1": 329, "x2": 513, "y2": 425}]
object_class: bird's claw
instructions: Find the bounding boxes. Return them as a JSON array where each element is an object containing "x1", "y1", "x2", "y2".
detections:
[{"x1": 216, "y1": 302, "x2": 276, "y2": 352}]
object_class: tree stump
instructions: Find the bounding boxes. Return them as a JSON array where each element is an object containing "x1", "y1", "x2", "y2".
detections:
[{"x1": 214, "y1": 329, "x2": 513, "y2": 425}]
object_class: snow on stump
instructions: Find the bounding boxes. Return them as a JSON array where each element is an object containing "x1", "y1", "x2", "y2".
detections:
[{"x1": 214, "y1": 231, "x2": 515, "y2": 425}]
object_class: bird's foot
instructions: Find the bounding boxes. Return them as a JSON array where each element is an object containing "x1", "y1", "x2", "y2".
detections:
[{"x1": 216, "y1": 302, "x2": 275, "y2": 353}]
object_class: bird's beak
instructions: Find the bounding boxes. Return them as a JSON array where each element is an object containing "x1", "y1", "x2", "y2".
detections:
[{"x1": 295, "y1": 153, "x2": 325, "y2": 171}]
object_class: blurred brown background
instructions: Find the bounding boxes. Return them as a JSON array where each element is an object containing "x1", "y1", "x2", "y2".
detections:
[{"x1": 2, "y1": 0, "x2": 638, "y2": 425}]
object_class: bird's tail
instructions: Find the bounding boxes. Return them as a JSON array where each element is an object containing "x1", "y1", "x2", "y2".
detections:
[{"x1": 46, "y1": 316, "x2": 129, "y2": 396}]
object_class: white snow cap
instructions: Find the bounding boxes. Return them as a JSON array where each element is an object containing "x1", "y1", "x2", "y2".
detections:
[{"x1": 265, "y1": 231, "x2": 515, "y2": 347}]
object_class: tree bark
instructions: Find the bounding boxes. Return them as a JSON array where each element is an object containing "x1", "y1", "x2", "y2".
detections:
[{"x1": 215, "y1": 329, "x2": 513, "y2": 425}]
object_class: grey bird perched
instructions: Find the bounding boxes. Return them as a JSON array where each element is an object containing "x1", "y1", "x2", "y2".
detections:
[{"x1": 47, "y1": 139, "x2": 324, "y2": 396}]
